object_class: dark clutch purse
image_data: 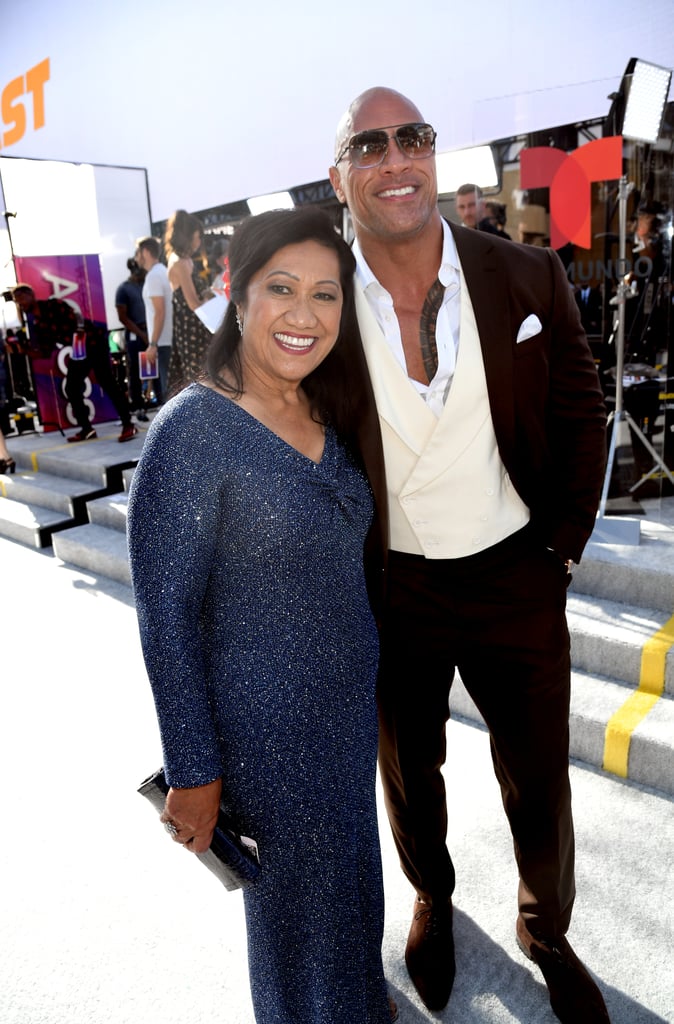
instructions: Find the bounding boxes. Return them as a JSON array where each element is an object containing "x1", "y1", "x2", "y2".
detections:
[{"x1": 138, "y1": 768, "x2": 260, "y2": 891}]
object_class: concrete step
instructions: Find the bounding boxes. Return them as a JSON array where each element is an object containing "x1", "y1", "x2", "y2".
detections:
[
  {"x1": 86, "y1": 492, "x2": 129, "y2": 533},
  {"x1": 569, "y1": 669, "x2": 674, "y2": 793},
  {"x1": 52, "y1": 522, "x2": 131, "y2": 586},
  {"x1": 0, "y1": 495, "x2": 75, "y2": 548},
  {"x1": 567, "y1": 593, "x2": 674, "y2": 697},
  {"x1": 11, "y1": 420, "x2": 146, "y2": 491},
  {"x1": 0, "y1": 467, "x2": 106, "y2": 517},
  {"x1": 449, "y1": 669, "x2": 674, "y2": 796},
  {"x1": 573, "y1": 516, "x2": 674, "y2": 614},
  {"x1": 28, "y1": 444, "x2": 137, "y2": 491}
]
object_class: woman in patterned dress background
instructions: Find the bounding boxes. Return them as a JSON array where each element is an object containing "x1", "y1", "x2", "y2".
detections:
[{"x1": 165, "y1": 208, "x2": 213, "y2": 391}]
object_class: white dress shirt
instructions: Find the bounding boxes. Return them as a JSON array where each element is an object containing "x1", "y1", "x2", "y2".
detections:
[{"x1": 353, "y1": 220, "x2": 461, "y2": 417}]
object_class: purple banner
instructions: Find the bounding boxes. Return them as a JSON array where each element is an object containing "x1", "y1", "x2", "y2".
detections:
[{"x1": 13, "y1": 254, "x2": 118, "y2": 431}]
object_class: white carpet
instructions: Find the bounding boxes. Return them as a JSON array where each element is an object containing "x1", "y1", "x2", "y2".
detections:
[{"x1": 1, "y1": 536, "x2": 672, "y2": 1023}]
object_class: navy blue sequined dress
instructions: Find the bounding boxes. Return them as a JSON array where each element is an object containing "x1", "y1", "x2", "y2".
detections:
[{"x1": 127, "y1": 384, "x2": 389, "y2": 1024}]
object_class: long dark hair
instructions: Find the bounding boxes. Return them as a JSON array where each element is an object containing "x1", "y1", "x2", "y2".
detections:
[
  {"x1": 164, "y1": 209, "x2": 204, "y2": 259},
  {"x1": 206, "y1": 207, "x2": 368, "y2": 445}
]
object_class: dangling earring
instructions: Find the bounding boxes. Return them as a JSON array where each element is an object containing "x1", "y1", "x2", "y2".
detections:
[{"x1": 236, "y1": 309, "x2": 244, "y2": 335}]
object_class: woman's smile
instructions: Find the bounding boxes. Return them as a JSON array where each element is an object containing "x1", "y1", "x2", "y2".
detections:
[{"x1": 273, "y1": 331, "x2": 318, "y2": 352}]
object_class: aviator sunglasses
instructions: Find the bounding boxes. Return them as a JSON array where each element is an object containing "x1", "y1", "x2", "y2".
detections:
[{"x1": 336, "y1": 122, "x2": 437, "y2": 169}]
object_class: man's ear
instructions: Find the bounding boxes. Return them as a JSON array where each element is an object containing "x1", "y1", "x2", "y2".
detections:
[{"x1": 329, "y1": 166, "x2": 346, "y2": 205}]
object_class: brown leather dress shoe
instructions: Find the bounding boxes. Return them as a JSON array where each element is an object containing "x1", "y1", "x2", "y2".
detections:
[
  {"x1": 404, "y1": 896, "x2": 455, "y2": 1011},
  {"x1": 516, "y1": 915, "x2": 611, "y2": 1023}
]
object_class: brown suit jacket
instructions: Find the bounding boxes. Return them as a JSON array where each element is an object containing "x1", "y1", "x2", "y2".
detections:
[{"x1": 356, "y1": 223, "x2": 607, "y2": 616}]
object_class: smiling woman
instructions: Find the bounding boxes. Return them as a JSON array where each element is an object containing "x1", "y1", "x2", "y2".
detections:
[
  {"x1": 210, "y1": 239, "x2": 344, "y2": 460},
  {"x1": 205, "y1": 208, "x2": 375, "y2": 461},
  {"x1": 127, "y1": 208, "x2": 394, "y2": 1024}
]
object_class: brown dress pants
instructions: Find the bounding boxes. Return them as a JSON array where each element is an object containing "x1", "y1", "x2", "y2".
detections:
[{"x1": 377, "y1": 524, "x2": 575, "y2": 938}]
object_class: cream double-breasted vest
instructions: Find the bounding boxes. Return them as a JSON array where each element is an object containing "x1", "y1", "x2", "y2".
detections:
[{"x1": 355, "y1": 273, "x2": 529, "y2": 558}]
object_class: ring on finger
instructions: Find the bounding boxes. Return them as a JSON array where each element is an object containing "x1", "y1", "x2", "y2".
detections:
[{"x1": 164, "y1": 820, "x2": 179, "y2": 838}]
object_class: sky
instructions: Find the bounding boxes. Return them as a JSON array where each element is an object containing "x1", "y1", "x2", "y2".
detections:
[{"x1": 2, "y1": 0, "x2": 673, "y2": 222}]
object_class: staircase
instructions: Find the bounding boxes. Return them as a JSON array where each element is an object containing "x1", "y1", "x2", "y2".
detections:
[
  {"x1": 52, "y1": 479, "x2": 133, "y2": 587},
  {"x1": 449, "y1": 512, "x2": 674, "y2": 796},
  {"x1": 0, "y1": 420, "x2": 143, "y2": 583},
  {"x1": 2, "y1": 420, "x2": 673, "y2": 796}
]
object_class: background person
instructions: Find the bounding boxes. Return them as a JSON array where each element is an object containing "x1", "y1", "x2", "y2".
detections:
[
  {"x1": 64, "y1": 318, "x2": 138, "y2": 443},
  {"x1": 136, "y1": 236, "x2": 172, "y2": 404},
  {"x1": 127, "y1": 208, "x2": 395, "y2": 1024},
  {"x1": 10, "y1": 284, "x2": 77, "y2": 419},
  {"x1": 164, "y1": 209, "x2": 213, "y2": 391},
  {"x1": 455, "y1": 183, "x2": 499, "y2": 234},
  {"x1": 0, "y1": 432, "x2": 14, "y2": 473},
  {"x1": 329, "y1": 87, "x2": 608, "y2": 1023},
  {"x1": 209, "y1": 235, "x2": 231, "y2": 294},
  {"x1": 483, "y1": 199, "x2": 512, "y2": 239},
  {"x1": 574, "y1": 283, "x2": 602, "y2": 337},
  {"x1": 626, "y1": 199, "x2": 668, "y2": 365},
  {"x1": 115, "y1": 257, "x2": 149, "y2": 420},
  {"x1": 12, "y1": 284, "x2": 77, "y2": 357},
  {"x1": 0, "y1": 337, "x2": 14, "y2": 473},
  {"x1": 0, "y1": 331, "x2": 14, "y2": 472},
  {"x1": 13, "y1": 285, "x2": 137, "y2": 443}
]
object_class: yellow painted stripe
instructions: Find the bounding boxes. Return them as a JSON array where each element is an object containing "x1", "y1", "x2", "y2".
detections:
[
  {"x1": 641, "y1": 615, "x2": 674, "y2": 695},
  {"x1": 31, "y1": 452, "x2": 39, "y2": 471},
  {"x1": 603, "y1": 614, "x2": 674, "y2": 777}
]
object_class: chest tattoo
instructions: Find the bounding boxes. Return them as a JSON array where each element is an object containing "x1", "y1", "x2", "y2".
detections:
[{"x1": 419, "y1": 278, "x2": 444, "y2": 381}]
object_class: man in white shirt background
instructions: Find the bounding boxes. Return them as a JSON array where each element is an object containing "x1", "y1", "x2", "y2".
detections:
[{"x1": 136, "y1": 236, "x2": 173, "y2": 403}]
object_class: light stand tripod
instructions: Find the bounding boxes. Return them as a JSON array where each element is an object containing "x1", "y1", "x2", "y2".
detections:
[{"x1": 594, "y1": 176, "x2": 674, "y2": 541}]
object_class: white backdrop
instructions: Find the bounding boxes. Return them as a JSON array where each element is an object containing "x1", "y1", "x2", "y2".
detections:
[{"x1": 2, "y1": 0, "x2": 674, "y2": 222}]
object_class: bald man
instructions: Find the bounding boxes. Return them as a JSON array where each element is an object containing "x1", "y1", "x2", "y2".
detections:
[{"x1": 330, "y1": 88, "x2": 608, "y2": 1023}]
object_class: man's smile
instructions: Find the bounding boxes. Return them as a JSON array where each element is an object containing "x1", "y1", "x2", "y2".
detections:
[{"x1": 377, "y1": 185, "x2": 418, "y2": 199}]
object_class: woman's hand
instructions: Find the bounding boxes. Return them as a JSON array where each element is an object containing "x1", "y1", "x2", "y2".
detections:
[{"x1": 160, "y1": 777, "x2": 222, "y2": 854}]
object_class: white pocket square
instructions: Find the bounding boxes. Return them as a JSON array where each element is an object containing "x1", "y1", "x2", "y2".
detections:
[{"x1": 516, "y1": 314, "x2": 542, "y2": 343}]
